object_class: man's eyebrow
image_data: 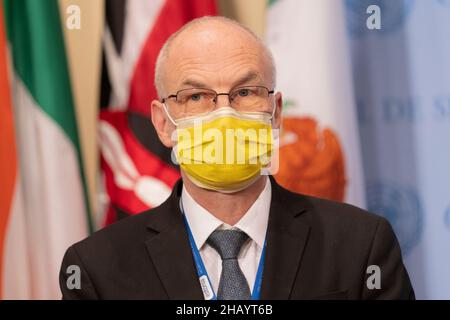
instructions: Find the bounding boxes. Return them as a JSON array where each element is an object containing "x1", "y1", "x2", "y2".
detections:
[
  {"x1": 231, "y1": 71, "x2": 261, "y2": 88},
  {"x1": 180, "y1": 79, "x2": 209, "y2": 89},
  {"x1": 179, "y1": 71, "x2": 262, "y2": 91}
]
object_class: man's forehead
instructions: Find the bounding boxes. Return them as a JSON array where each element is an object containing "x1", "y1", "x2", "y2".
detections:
[
  {"x1": 166, "y1": 30, "x2": 265, "y2": 82},
  {"x1": 168, "y1": 28, "x2": 262, "y2": 62},
  {"x1": 166, "y1": 56, "x2": 268, "y2": 92},
  {"x1": 170, "y1": 20, "x2": 257, "y2": 49}
]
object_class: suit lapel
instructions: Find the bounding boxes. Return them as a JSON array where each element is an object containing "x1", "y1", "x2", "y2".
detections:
[
  {"x1": 260, "y1": 177, "x2": 311, "y2": 299},
  {"x1": 143, "y1": 177, "x2": 311, "y2": 300},
  {"x1": 144, "y1": 180, "x2": 204, "y2": 300}
]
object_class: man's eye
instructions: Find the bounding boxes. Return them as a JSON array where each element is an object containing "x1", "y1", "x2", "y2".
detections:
[
  {"x1": 238, "y1": 89, "x2": 250, "y2": 97},
  {"x1": 189, "y1": 94, "x2": 202, "y2": 101}
]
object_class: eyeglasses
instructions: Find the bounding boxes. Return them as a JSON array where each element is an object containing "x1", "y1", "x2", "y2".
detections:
[{"x1": 162, "y1": 86, "x2": 275, "y2": 117}]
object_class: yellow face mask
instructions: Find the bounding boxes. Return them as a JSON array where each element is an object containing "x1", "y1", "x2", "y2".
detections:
[{"x1": 167, "y1": 107, "x2": 275, "y2": 193}]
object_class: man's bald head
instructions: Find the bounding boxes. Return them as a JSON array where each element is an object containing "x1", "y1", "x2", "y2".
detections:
[{"x1": 154, "y1": 16, "x2": 276, "y2": 98}]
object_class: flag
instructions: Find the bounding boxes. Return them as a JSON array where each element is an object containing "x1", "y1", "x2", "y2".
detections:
[
  {"x1": 267, "y1": 0, "x2": 366, "y2": 207},
  {"x1": 2, "y1": 0, "x2": 90, "y2": 299},
  {"x1": 0, "y1": 1, "x2": 29, "y2": 299},
  {"x1": 99, "y1": 0, "x2": 216, "y2": 224}
]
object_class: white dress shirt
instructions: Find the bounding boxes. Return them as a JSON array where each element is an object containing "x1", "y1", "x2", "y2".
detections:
[{"x1": 181, "y1": 178, "x2": 271, "y2": 295}]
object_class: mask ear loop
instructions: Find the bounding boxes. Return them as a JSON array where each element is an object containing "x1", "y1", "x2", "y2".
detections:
[
  {"x1": 268, "y1": 99, "x2": 277, "y2": 124},
  {"x1": 162, "y1": 103, "x2": 178, "y2": 126},
  {"x1": 265, "y1": 98, "x2": 280, "y2": 176},
  {"x1": 269, "y1": 98, "x2": 280, "y2": 140},
  {"x1": 162, "y1": 103, "x2": 181, "y2": 166}
]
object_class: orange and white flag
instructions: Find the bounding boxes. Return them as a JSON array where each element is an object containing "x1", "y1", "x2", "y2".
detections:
[{"x1": 0, "y1": 3, "x2": 29, "y2": 299}]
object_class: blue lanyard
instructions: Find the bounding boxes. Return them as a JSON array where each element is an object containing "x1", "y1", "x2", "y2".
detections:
[{"x1": 181, "y1": 204, "x2": 267, "y2": 300}]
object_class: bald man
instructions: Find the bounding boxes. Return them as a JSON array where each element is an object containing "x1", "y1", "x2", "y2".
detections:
[{"x1": 59, "y1": 17, "x2": 414, "y2": 300}]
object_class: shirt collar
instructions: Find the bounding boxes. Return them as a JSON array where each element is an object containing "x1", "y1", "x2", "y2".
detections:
[{"x1": 181, "y1": 178, "x2": 271, "y2": 250}]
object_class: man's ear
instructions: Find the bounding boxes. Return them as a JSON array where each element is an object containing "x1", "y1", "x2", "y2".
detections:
[
  {"x1": 273, "y1": 92, "x2": 283, "y2": 129},
  {"x1": 150, "y1": 100, "x2": 175, "y2": 148}
]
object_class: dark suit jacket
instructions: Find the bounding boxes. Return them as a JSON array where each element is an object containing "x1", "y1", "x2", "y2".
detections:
[{"x1": 60, "y1": 178, "x2": 414, "y2": 299}]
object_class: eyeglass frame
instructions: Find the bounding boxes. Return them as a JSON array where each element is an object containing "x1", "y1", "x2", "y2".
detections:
[
  {"x1": 161, "y1": 85, "x2": 276, "y2": 125},
  {"x1": 161, "y1": 85, "x2": 275, "y2": 105}
]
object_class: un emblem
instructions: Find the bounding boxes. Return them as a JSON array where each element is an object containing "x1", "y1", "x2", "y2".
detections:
[
  {"x1": 366, "y1": 181, "x2": 423, "y2": 255},
  {"x1": 345, "y1": 0, "x2": 416, "y2": 37},
  {"x1": 445, "y1": 205, "x2": 450, "y2": 230}
]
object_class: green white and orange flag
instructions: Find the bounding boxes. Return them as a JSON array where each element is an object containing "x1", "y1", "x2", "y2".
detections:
[
  {"x1": 0, "y1": 0, "x2": 90, "y2": 299},
  {"x1": 268, "y1": 0, "x2": 366, "y2": 207}
]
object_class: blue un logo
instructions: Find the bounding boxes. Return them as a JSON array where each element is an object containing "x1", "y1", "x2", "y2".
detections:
[
  {"x1": 445, "y1": 205, "x2": 450, "y2": 231},
  {"x1": 366, "y1": 181, "x2": 423, "y2": 255}
]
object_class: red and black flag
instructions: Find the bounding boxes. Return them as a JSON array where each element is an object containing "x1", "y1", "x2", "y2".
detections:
[{"x1": 99, "y1": 0, "x2": 217, "y2": 225}]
